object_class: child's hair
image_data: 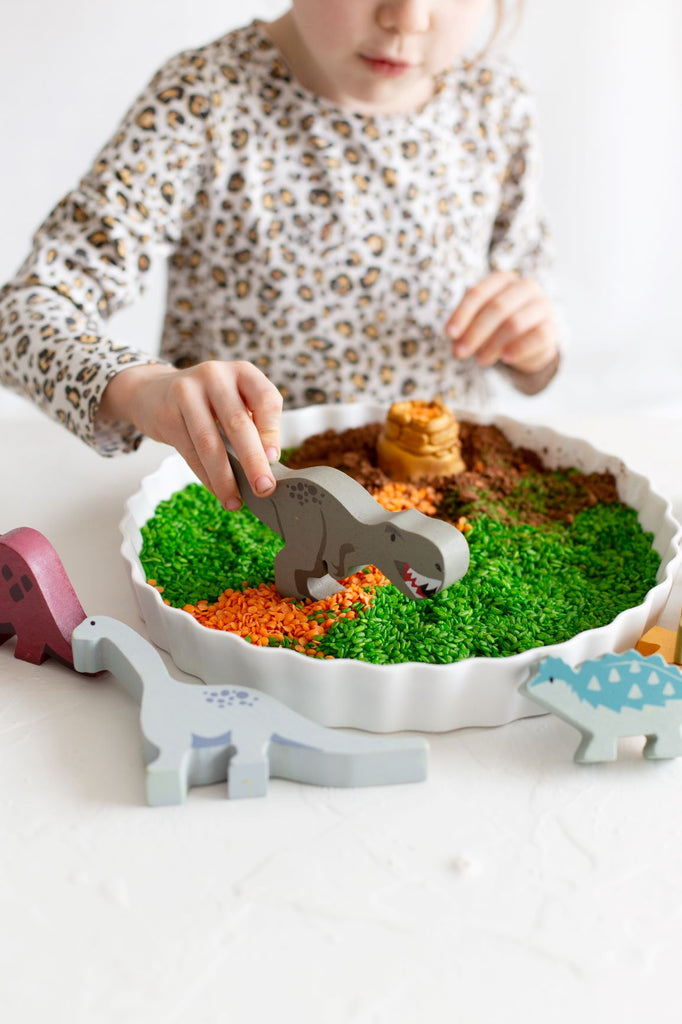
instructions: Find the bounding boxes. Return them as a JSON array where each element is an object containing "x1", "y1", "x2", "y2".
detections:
[{"x1": 489, "y1": 0, "x2": 524, "y2": 50}]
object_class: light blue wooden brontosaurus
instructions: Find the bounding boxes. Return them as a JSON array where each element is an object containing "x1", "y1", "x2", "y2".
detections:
[
  {"x1": 71, "y1": 616, "x2": 428, "y2": 805},
  {"x1": 520, "y1": 650, "x2": 682, "y2": 763}
]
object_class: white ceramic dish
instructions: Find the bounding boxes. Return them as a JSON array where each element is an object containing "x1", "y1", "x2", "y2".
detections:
[{"x1": 120, "y1": 404, "x2": 682, "y2": 732}]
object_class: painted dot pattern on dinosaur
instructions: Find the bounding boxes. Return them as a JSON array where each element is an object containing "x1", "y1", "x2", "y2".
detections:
[
  {"x1": 203, "y1": 688, "x2": 259, "y2": 709},
  {"x1": 287, "y1": 482, "x2": 323, "y2": 508}
]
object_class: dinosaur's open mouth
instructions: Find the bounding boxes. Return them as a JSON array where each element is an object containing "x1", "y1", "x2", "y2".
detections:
[{"x1": 399, "y1": 563, "x2": 441, "y2": 600}]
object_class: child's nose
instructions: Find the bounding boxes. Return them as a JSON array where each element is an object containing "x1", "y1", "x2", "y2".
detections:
[{"x1": 376, "y1": 1, "x2": 432, "y2": 35}]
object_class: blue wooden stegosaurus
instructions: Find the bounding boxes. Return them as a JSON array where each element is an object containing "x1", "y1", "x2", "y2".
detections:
[{"x1": 520, "y1": 651, "x2": 682, "y2": 763}]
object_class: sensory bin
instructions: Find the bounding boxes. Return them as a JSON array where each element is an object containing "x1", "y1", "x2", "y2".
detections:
[
  {"x1": 121, "y1": 404, "x2": 682, "y2": 731},
  {"x1": 140, "y1": 417, "x2": 658, "y2": 665}
]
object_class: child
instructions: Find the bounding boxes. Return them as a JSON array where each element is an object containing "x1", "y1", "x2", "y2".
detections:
[{"x1": 0, "y1": 0, "x2": 560, "y2": 510}]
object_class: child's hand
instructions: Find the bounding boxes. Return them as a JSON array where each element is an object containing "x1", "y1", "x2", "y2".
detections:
[
  {"x1": 446, "y1": 271, "x2": 559, "y2": 376},
  {"x1": 98, "y1": 360, "x2": 282, "y2": 509}
]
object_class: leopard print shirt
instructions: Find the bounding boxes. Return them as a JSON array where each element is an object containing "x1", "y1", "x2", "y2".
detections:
[{"x1": 0, "y1": 20, "x2": 554, "y2": 455}]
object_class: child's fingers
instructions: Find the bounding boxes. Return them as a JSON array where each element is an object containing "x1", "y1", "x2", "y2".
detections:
[
  {"x1": 446, "y1": 271, "x2": 519, "y2": 344},
  {"x1": 501, "y1": 321, "x2": 558, "y2": 373},
  {"x1": 159, "y1": 364, "x2": 276, "y2": 510},
  {"x1": 144, "y1": 384, "x2": 222, "y2": 497},
  {"x1": 472, "y1": 298, "x2": 550, "y2": 367},
  {"x1": 198, "y1": 371, "x2": 276, "y2": 509},
  {"x1": 171, "y1": 379, "x2": 247, "y2": 509},
  {"x1": 166, "y1": 414, "x2": 216, "y2": 496},
  {"x1": 451, "y1": 276, "x2": 538, "y2": 361},
  {"x1": 233, "y1": 361, "x2": 283, "y2": 464},
  {"x1": 99, "y1": 360, "x2": 282, "y2": 509}
]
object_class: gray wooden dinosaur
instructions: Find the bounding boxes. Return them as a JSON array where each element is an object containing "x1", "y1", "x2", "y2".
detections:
[
  {"x1": 226, "y1": 450, "x2": 470, "y2": 601},
  {"x1": 71, "y1": 616, "x2": 429, "y2": 805}
]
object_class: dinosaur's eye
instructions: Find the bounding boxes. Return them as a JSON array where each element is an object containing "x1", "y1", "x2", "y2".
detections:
[
  {"x1": 390, "y1": 533, "x2": 396, "y2": 542},
  {"x1": 435, "y1": 562, "x2": 442, "y2": 572}
]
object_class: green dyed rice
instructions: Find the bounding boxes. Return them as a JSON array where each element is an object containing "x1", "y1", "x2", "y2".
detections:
[
  {"x1": 140, "y1": 483, "x2": 283, "y2": 607},
  {"x1": 139, "y1": 481, "x2": 660, "y2": 665}
]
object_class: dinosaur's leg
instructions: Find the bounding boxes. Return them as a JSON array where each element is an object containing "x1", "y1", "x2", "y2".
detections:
[
  {"x1": 145, "y1": 747, "x2": 192, "y2": 806},
  {"x1": 13, "y1": 635, "x2": 49, "y2": 664},
  {"x1": 643, "y1": 728, "x2": 682, "y2": 760},
  {"x1": 226, "y1": 736, "x2": 270, "y2": 799},
  {"x1": 0, "y1": 624, "x2": 15, "y2": 647},
  {"x1": 273, "y1": 552, "x2": 343, "y2": 601},
  {"x1": 272, "y1": 509, "x2": 337, "y2": 600},
  {"x1": 303, "y1": 573, "x2": 345, "y2": 601},
  {"x1": 574, "y1": 731, "x2": 618, "y2": 763},
  {"x1": 273, "y1": 548, "x2": 321, "y2": 600}
]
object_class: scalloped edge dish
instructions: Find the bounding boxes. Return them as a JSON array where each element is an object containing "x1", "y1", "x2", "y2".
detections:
[{"x1": 120, "y1": 404, "x2": 682, "y2": 732}]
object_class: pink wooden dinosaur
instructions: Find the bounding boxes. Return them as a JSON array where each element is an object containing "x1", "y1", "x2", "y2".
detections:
[{"x1": 0, "y1": 527, "x2": 87, "y2": 668}]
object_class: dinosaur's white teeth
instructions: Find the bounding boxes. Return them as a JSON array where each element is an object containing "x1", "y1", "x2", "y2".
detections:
[{"x1": 401, "y1": 563, "x2": 441, "y2": 599}]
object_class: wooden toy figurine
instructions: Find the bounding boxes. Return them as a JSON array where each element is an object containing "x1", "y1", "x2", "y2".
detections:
[
  {"x1": 0, "y1": 526, "x2": 428, "y2": 805},
  {"x1": 226, "y1": 448, "x2": 470, "y2": 601},
  {"x1": 71, "y1": 616, "x2": 429, "y2": 805},
  {"x1": 0, "y1": 527, "x2": 87, "y2": 668},
  {"x1": 520, "y1": 650, "x2": 682, "y2": 763},
  {"x1": 636, "y1": 612, "x2": 682, "y2": 666}
]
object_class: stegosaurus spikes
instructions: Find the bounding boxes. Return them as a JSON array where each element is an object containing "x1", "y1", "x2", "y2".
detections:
[
  {"x1": 577, "y1": 651, "x2": 682, "y2": 710},
  {"x1": 594, "y1": 650, "x2": 670, "y2": 672},
  {"x1": 532, "y1": 650, "x2": 682, "y2": 712}
]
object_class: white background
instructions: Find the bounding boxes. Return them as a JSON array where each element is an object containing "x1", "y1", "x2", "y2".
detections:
[
  {"x1": 2, "y1": 9, "x2": 682, "y2": 1019},
  {"x1": 1, "y1": 0, "x2": 681, "y2": 420}
]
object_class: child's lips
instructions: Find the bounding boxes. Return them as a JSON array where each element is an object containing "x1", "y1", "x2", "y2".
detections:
[{"x1": 359, "y1": 53, "x2": 414, "y2": 76}]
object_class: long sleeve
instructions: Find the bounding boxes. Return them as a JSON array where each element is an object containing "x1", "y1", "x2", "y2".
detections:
[
  {"x1": 488, "y1": 73, "x2": 554, "y2": 286},
  {"x1": 487, "y1": 73, "x2": 564, "y2": 394},
  {"x1": 2, "y1": 22, "x2": 565, "y2": 436},
  {"x1": 0, "y1": 49, "x2": 214, "y2": 453}
]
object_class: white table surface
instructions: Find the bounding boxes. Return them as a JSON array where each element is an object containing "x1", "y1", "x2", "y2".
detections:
[{"x1": 2, "y1": 410, "x2": 682, "y2": 1024}]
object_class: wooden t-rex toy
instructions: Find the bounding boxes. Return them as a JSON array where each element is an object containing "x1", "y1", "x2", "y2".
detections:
[{"x1": 226, "y1": 449, "x2": 470, "y2": 601}]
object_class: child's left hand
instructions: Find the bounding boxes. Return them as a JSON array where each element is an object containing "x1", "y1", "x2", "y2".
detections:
[{"x1": 446, "y1": 271, "x2": 559, "y2": 376}]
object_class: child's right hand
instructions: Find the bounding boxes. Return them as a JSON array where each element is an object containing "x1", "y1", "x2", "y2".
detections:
[{"x1": 97, "y1": 360, "x2": 282, "y2": 509}]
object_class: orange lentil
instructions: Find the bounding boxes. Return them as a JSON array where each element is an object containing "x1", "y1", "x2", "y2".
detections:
[
  {"x1": 185, "y1": 567, "x2": 390, "y2": 656},
  {"x1": 400, "y1": 400, "x2": 442, "y2": 424},
  {"x1": 369, "y1": 480, "x2": 442, "y2": 516},
  {"x1": 455, "y1": 516, "x2": 473, "y2": 534},
  {"x1": 177, "y1": 481, "x2": 463, "y2": 655}
]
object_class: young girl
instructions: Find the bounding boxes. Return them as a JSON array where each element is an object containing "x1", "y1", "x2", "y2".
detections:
[{"x1": 0, "y1": 0, "x2": 559, "y2": 510}]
